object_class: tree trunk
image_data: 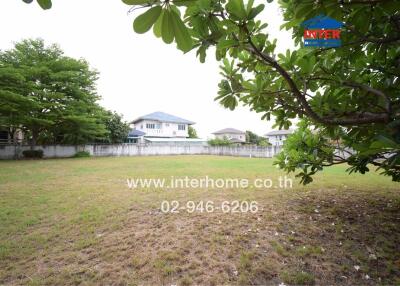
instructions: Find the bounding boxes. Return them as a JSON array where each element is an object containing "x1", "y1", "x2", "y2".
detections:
[
  {"x1": 7, "y1": 128, "x2": 14, "y2": 144},
  {"x1": 31, "y1": 129, "x2": 38, "y2": 150}
]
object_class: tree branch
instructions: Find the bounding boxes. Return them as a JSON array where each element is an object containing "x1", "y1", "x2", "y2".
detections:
[
  {"x1": 245, "y1": 39, "x2": 390, "y2": 126},
  {"x1": 309, "y1": 75, "x2": 392, "y2": 114}
]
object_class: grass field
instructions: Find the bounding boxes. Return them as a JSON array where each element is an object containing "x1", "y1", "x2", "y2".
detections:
[{"x1": 0, "y1": 155, "x2": 399, "y2": 285}]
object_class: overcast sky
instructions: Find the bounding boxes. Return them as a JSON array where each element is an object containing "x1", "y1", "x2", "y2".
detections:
[{"x1": 0, "y1": 0, "x2": 294, "y2": 138}]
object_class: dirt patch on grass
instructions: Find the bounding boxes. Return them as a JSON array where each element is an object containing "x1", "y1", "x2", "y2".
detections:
[{"x1": 70, "y1": 189, "x2": 399, "y2": 285}]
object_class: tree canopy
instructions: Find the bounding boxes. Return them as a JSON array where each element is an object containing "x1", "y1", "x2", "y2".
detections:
[
  {"x1": 0, "y1": 39, "x2": 129, "y2": 145},
  {"x1": 208, "y1": 136, "x2": 233, "y2": 146},
  {"x1": 245, "y1": 130, "x2": 269, "y2": 146},
  {"x1": 99, "y1": 111, "x2": 131, "y2": 144},
  {"x1": 21, "y1": 0, "x2": 400, "y2": 183}
]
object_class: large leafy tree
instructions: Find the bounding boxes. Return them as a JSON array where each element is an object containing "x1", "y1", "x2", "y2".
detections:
[
  {"x1": 22, "y1": 0, "x2": 400, "y2": 183},
  {"x1": 99, "y1": 111, "x2": 130, "y2": 143},
  {"x1": 0, "y1": 39, "x2": 109, "y2": 145}
]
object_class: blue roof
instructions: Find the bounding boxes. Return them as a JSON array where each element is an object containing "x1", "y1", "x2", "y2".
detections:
[
  {"x1": 128, "y1": 129, "x2": 146, "y2": 137},
  {"x1": 132, "y1": 111, "x2": 195, "y2": 125},
  {"x1": 302, "y1": 15, "x2": 343, "y2": 29}
]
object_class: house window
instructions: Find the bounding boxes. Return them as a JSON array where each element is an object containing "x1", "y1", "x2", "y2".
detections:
[
  {"x1": 146, "y1": 123, "x2": 155, "y2": 129},
  {"x1": 178, "y1": 124, "x2": 186, "y2": 131},
  {"x1": 156, "y1": 123, "x2": 161, "y2": 129}
]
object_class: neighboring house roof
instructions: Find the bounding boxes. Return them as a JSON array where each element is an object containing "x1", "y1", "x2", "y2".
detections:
[
  {"x1": 212, "y1": 128, "x2": 245, "y2": 135},
  {"x1": 264, "y1": 129, "x2": 294, "y2": 136},
  {"x1": 301, "y1": 15, "x2": 343, "y2": 29},
  {"x1": 144, "y1": 138, "x2": 205, "y2": 143},
  {"x1": 132, "y1": 111, "x2": 195, "y2": 125},
  {"x1": 128, "y1": 129, "x2": 146, "y2": 138}
]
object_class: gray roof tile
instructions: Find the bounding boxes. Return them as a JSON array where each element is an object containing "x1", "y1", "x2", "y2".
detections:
[
  {"x1": 132, "y1": 111, "x2": 195, "y2": 125},
  {"x1": 212, "y1": 128, "x2": 245, "y2": 134},
  {"x1": 264, "y1": 129, "x2": 294, "y2": 136},
  {"x1": 128, "y1": 129, "x2": 146, "y2": 137}
]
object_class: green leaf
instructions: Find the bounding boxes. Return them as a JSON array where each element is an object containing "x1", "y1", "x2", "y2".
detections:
[
  {"x1": 370, "y1": 135, "x2": 399, "y2": 149},
  {"x1": 197, "y1": 0, "x2": 211, "y2": 10},
  {"x1": 217, "y1": 39, "x2": 237, "y2": 50},
  {"x1": 133, "y1": 6, "x2": 162, "y2": 34},
  {"x1": 297, "y1": 57, "x2": 313, "y2": 74},
  {"x1": 170, "y1": 9, "x2": 193, "y2": 52},
  {"x1": 37, "y1": 0, "x2": 52, "y2": 9},
  {"x1": 122, "y1": 0, "x2": 150, "y2": 5},
  {"x1": 153, "y1": 10, "x2": 164, "y2": 38},
  {"x1": 170, "y1": 5, "x2": 181, "y2": 17},
  {"x1": 174, "y1": 0, "x2": 194, "y2": 7},
  {"x1": 196, "y1": 46, "x2": 207, "y2": 63},
  {"x1": 161, "y1": 9, "x2": 174, "y2": 44},
  {"x1": 246, "y1": 0, "x2": 254, "y2": 15},
  {"x1": 191, "y1": 17, "x2": 209, "y2": 38},
  {"x1": 294, "y1": 3, "x2": 313, "y2": 19},
  {"x1": 248, "y1": 4, "x2": 264, "y2": 20},
  {"x1": 242, "y1": 80, "x2": 255, "y2": 90},
  {"x1": 226, "y1": 0, "x2": 247, "y2": 20}
]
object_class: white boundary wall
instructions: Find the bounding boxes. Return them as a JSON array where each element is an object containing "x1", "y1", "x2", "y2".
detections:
[{"x1": 0, "y1": 144, "x2": 282, "y2": 160}]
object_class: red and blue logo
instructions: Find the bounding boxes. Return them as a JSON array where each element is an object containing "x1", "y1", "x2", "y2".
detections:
[{"x1": 302, "y1": 15, "x2": 343, "y2": 48}]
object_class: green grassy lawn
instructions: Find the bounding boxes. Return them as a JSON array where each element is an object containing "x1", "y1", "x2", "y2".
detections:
[{"x1": 0, "y1": 155, "x2": 399, "y2": 285}]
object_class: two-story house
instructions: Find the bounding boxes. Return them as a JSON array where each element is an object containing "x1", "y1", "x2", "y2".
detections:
[
  {"x1": 212, "y1": 128, "x2": 246, "y2": 144},
  {"x1": 128, "y1": 111, "x2": 195, "y2": 142},
  {"x1": 264, "y1": 129, "x2": 294, "y2": 146}
]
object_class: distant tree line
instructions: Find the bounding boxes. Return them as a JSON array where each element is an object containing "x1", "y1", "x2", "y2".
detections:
[
  {"x1": 208, "y1": 131, "x2": 270, "y2": 146},
  {"x1": 245, "y1": 130, "x2": 270, "y2": 146},
  {"x1": 0, "y1": 39, "x2": 130, "y2": 145},
  {"x1": 207, "y1": 137, "x2": 232, "y2": 146}
]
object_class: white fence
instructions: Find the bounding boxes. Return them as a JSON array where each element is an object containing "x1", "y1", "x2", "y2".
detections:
[{"x1": 0, "y1": 144, "x2": 282, "y2": 160}]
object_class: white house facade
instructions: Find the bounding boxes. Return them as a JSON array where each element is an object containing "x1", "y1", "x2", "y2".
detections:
[
  {"x1": 128, "y1": 112, "x2": 195, "y2": 142},
  {"x1": 212, "y1": 128, "x2": 246, "y2": 143},
  {"x1": 264, "y1": 129, "x2": 294, "y2": 146}
]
